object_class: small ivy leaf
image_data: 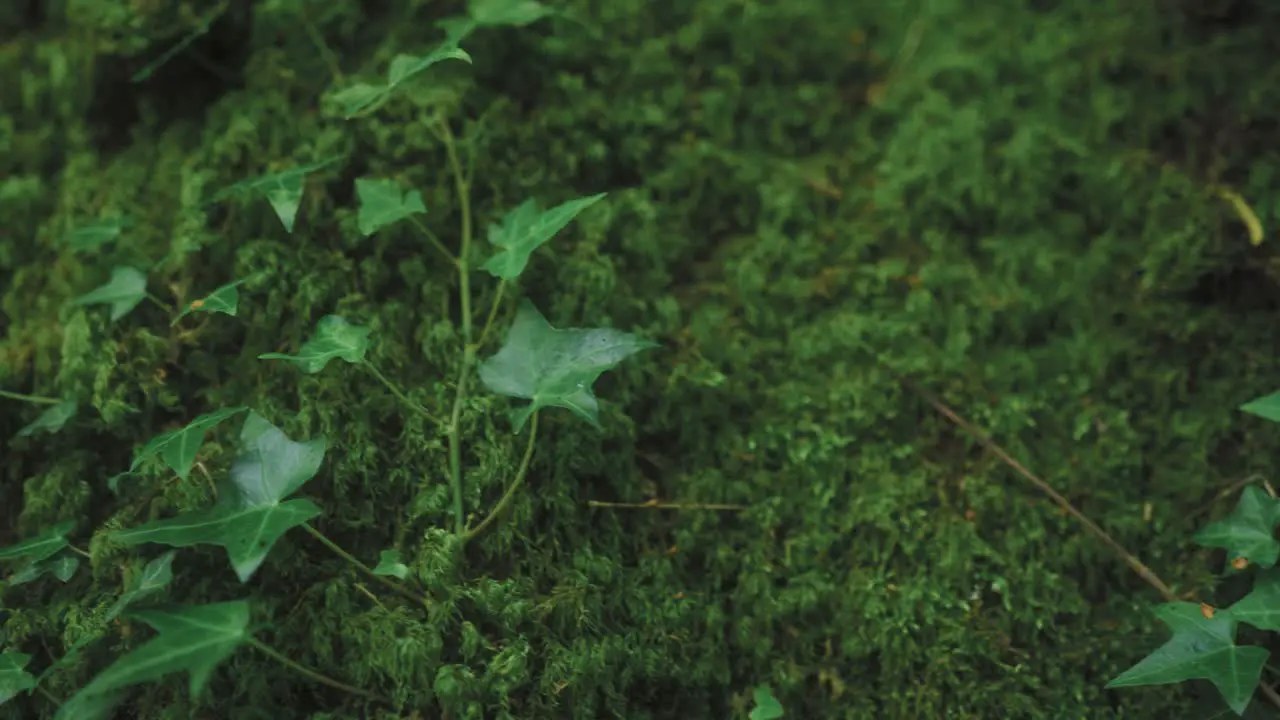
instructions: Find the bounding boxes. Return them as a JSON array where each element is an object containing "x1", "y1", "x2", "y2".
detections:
[
  {"x1": 259, "y1": 315, "x2": 371, "y2": 373},
  {"x1": 478, "y1": 300, "x2": 658, "y2": 431},
  {"x1": 70, "y1": 266, "x2": 147, "y2": 322},
  {"x1": 373, "y1": 549, "x2": 409, "y2": 579},
  {"x1": 1195, "y1": 486, "x2": 1280, "y2": 568},
  {"x1": 61, "y1": 601, "x2": 252, "y2": 707},
  {"x1": 112, "y1": 412, "x2": 326, "y2": 582},
  {"x1": 336, "y1": 42, "x2": 473, "y2": 118},
  {"x1": 469, "y1": 0, "x2": 553, "y2": 26},
  {"x1": 15, "y1": 399, "x2": 77, "y2": 438},
  {"x1": 1107, "y1": 602, "x2": 1267, "y2": 716},
  {"x1": 63, "y1": 216, "x2": 130, "y2": 253},
  {"x1": 436, "y1": 16, "x2": 477, "y2": 43},
  {"x1": 171, "y1": 278, "x2": 248, "y2": 326},
  {"x1": 8, "y1": 554, "x2": 79, "y2": 586},
  {"x1": 482, "y1": 193, "x2": 606, "y2": 280},
  {"x1": 130, "y1": 406, "x2": 250, "y2": 480},
  {"x1": 0, "y1": 651, "x2": 37, "y2": 705},
  {"x1": 749, "y1": 684, "x2": 785, "y2": 720},
  {"x1": 355, "y1": 178, "x2": 426, "y2": 236},
  {"x1": 105, "y1": 551, "x2": 177, "y2": 622},
  {"x1": 212, "y1": 156, "x2": 341, "y2": 232},
  {"x1": 0, "y1": 520, "x2": 75, "y2": 564},
  {"x1": 1241, "y1": 392, "x2": 1280, "y2": 423}
]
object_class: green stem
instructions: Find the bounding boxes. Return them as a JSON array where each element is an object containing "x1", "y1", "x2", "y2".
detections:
[
  {"x1": 474, "y1": 280, "x2": 506, "y2": 352},
  {"x1": 248, "y1": 638, "x2": 391, "y2": 704},
  {"x1": 442, "y1": 117, "x2": 474, "y2": 537},
  {"x1": 362, "y1": 361, "x2": 444, "y2": 427},
  {"x1": 464, "y1": 411, "x2": 539, "y2": 542},
  {"x1": 409, "y1": 215, "x2": 458, "y2": 266},
  {"x1": 301, "y1": 523, "x2": 429, "y2": 607},
  {"x1": 0, "y1": 389, "x2": 63, "y2": 405},
  {"x1": 145, "y1": 292, "x2": 173, "y2": 313}
]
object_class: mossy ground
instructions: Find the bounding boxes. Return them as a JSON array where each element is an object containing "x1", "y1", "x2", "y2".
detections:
[{"x1": 4, "y1": 1, "x2": 1280, "y2": 718}]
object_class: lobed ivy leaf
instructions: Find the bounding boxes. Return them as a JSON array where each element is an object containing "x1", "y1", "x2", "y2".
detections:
[
  {"x1": 58, "y1": 601, "x2": 252, "y2": 714},
  {"x1": 112, "y1": 412, "x2": 326, "y2": 582},
  {"x1": 171, "y1": 278, "x2": 249, "y2": 326},
  {"x1": 212, "y1": 156, "x2": 341, "y2": 232},
  {"x1": 0, "y1": 520, "x2": 75, "y2": 564},
  {"x1": 63, "y1": 216, "x2": 130, "y2": 253},
  {"x1": 70, "y1": 266, "x2": 147, "y2": 322},
  {"x1": 373, "y1": 549, "x2": 409, "y2": 579},
  {"x1": 478, "y1": 300, "x2": 658, "y2": 431},
  {"x1": 1194, "y1": 486, "x2": 1280, "y2": 568},
  {"x1": 259, "y1": 315, "x2": 371, "y2": 373},
  {"x1": 15, "y1": 399, "x2": 77, "y2": 438},
  {"x1": 750, "y1": 684, "x2": 785, "y2": 720},
  {"x1": 334, "y1": 42, "x2": 472, "y2": 118},
  {"x1": 130, "y1": 406, "x2": 250, "y2": 480},
  {"x1": 355, "y1": 177, "x2": 426, "y2": 236},
  {"x1": 0, "y1": 651, "x2": 36, "y2": 705},
  {"x1": 7, "y1": 555, "x2": 79, "y2": 586},
  {"x1": 105, "y1": 551, "x2": 177, "y2": 622},
  {"x1": 1107, "y1": 602, "x2": 1267, "y2": 716},
  {"x1": 1241, "y1": 392, "x2": 1280, "y2": 423},
  {"x1": 482, "y1": 192, "x2": 607, "y2": 280}
]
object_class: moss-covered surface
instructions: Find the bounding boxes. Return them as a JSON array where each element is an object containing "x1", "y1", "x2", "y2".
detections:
[{"x1": 4, "y1": 1, "x2": 1280, "y2": 718}]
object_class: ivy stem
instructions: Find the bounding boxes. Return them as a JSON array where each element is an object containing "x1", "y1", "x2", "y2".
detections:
[
  {"x1": 464, "y1": 411, "x2": 539, "y2": 543},
  {"x1": 441, "y1": 117, "x2": 474, "y2": 537},
  {"x1": 409, "y1": 215, "x2": 458, "y2": 266},
  {"x1": 144, "y1": 292, "x2": 173, "y2": 313},
  {"x1": 0, "y1": 389, "x2": 63, "y2": 405},
  {"x1": 301, "y1": 523, "x2": 429, "y2": 607},
  {"x1": 362, "y1": 361, "x2": 444, "y2": 427},
  {"x1": 474, "y1": 280, "x2": 506, "y2": 352},
  {"x1": 248, "y1": 638, "x2": 391, "y2": 704}
]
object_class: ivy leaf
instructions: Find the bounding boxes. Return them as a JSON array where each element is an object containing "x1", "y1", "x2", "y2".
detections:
[
  {"x1": 70, "y1": 266, "x2": 147, "y2": 322},
  {"x1": 1241, "y1": 392, "x2": 1280, "y2": 423},
  {"x1": 0, "y1": 651, "x2": 37, "y2": 705},
  {"x1": 7, "y1": 554, "x2": 79, "y2": 586},
  {"x1": 15, "y1": 399, "x2": 77, "y2": 438},
  {"x1": 469, "y1": 0, "x2": 553, "y2": 26},
  {"x1": 1107, "y1": 602, "x2": 1267, "y2": 716},
  {"x1": 259, "y1": 315, "x2": 371, "y2": 373},
  {"x1": 750, "y1": 684, "x2": 785, "y2": 720},
  {"x1": 63, "y1": 216, "x2": 130, "y2": 253},
  {"x1": 130, "y1": 406, "x2": 250, "y2": 480},
  {"x1": 334, "y1": 42, "x2": 472, "y2": 118},
  {"x1": 105, "y1": 551, "x2": 177, "y2": 622},
  {"x1": 355, "y1": 178, "x2": 426, "y2": 236},
  {"x1": 482, "y1": 193, "x2": 607, "y2": 279},
  {"x1": 112, "y1": 412, "x2": 326, "y2": 581},
  {"x1": 478, "y1": 300, "x2": 658, "y2": 431},
  {"x1": 59, "y1": 601, "x2": 252, "y2": 710},
  {"x1": 212, "y1": 156, "x2": 341, "y2": 232},
  {"x1": 171, "y1": 278, "x2": 248, "y2": 326},
  {"x1": 0, "y1": 520, "x2": 75, "y2": 564},
  {"x1": 373, "y1": 549, "x2": 409, "y2": 579},
  {"x1": 1195, "y1": 486, "x2": 1280, "y2": 568}
]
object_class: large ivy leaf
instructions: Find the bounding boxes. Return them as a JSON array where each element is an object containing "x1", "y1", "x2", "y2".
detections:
[
  {"x1": 259, "y1": 315, "x2": 371, "y2": 373},
  {"x1": 1241, "y1": 392, "x2": 1280, "y2": 423},
  {"x1": 477, "y1": 300, "x2": 658, "y2": 431},
  {"x1": 15, "y1": 399, "x2": 77, "y2": 438},
  {"x1": 130, "y1": 406, "x2": 250, "y2": 480},
  {"x1": 333, "y1": 42, "x2": 472, "y2": 118},
  {"x1": 7, "y1": 555, "x2": 79, "y2": 586},
  {"x1": 355, "y1": 177, "x2": 426, "y2": 236},
  {"x1": 58, "y1": 601, "x2": 251, "y2": 712},
  {"x1": 1107, "y1": 602, "x2": 1267, "y2": 716},
  {"x1": 0, "y1": 651, "x2": 36, "y2": 704},
  {"x1": 105, "y1": 551, "x2": 177, "y2": 622},
  {"x1": 63, "y1": 216, "x2": 130, "y2": 253},
  {"x1": 70, "y1": 267, "x2": 147, "y2": 322},
  {"x1": 212, "y1": 157, "x2": 341, "y2": 232},
  {"x1": 1194, "y1": 486, "x2": 1280, "y2": 568},
  {"x1": 0, "y1": 520, "x2": 75, "y2": 564},
  {"x1": 112, "y1": 413, "x2": 326, "y2": 582},
  {"x1": 481, "y1": 193, "x2": 606, "y2": 279},
  {"x1": 172, "y1": 278, "x2": 248, "y2": 326}
]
